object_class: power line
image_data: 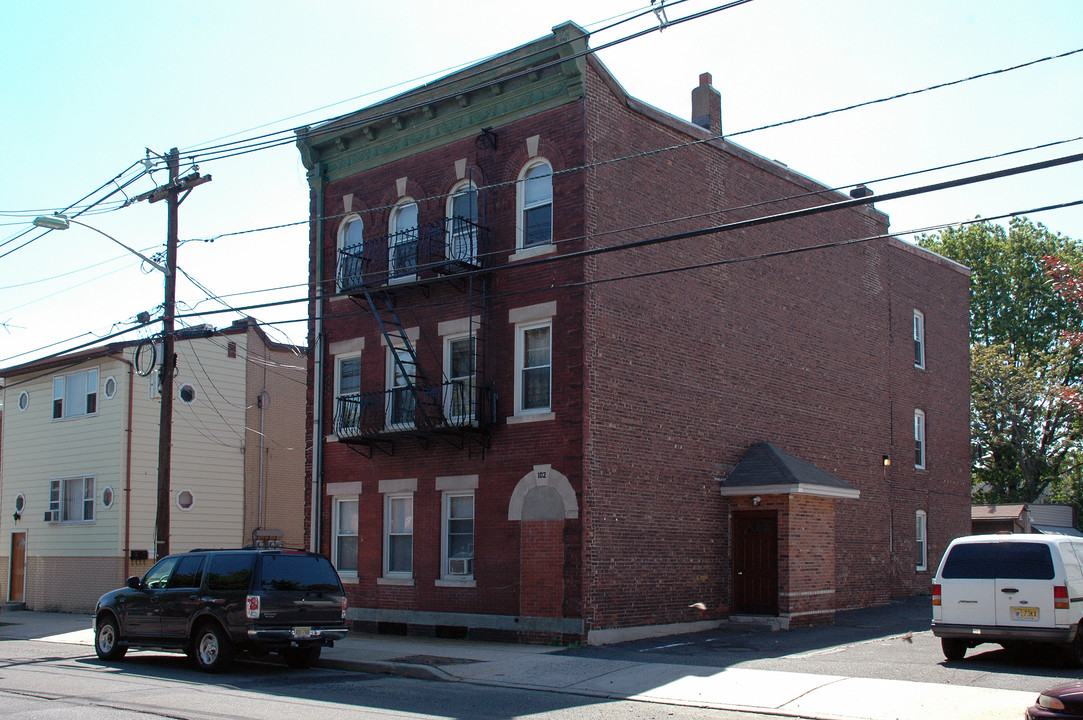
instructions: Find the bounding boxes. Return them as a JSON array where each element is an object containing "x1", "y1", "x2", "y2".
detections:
[
  {"x1": 5, "y1": 149, "x2": 1082, "y2": 368},
  {"x1": 182, "y1": 1, "x2": 754, "y2": 165}
]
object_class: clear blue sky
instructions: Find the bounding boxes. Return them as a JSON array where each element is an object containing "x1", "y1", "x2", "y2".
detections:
[{"x1": 2, "y1": 0, "x2": 1082, "y2": 371}]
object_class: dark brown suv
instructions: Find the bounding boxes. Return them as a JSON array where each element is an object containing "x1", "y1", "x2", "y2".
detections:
[{"x1": 93, "y1": 548, "x2": 349, "y2": 672}]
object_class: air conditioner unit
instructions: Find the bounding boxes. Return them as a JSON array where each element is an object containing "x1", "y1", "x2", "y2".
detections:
[{"x1": 448, "y1": 558, "x2": 473, "y2": 576}]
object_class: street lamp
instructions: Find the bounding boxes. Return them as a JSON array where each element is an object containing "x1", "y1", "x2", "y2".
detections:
[{"x1": 32, "y1": 214, "x2": 169, "y2": 276}]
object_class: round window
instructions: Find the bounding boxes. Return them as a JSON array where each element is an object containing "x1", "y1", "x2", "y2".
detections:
[
  {"x1": 15, "y1": 494, "x2": 26, "y2": 514},
  {"x1": 102, "y1": 486, "x2": 115, "y2": 509},
  {"x1": 179, "y1": 383, "x2": 197, "y2": 404},
  {"x1": 177, "y1": 490, "x2": 195, "y2": 510},
  {"x1": 18, "y1": 390, "x2": 29, "y2": 411},
  {"x1": 104, "y1": 376, "x2": 118, "y2": 399}
]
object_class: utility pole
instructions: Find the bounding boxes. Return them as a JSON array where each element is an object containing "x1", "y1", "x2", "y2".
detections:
[
  {"x1": 154, "y1": 150, "x2": 179, "y2": 559},
  {"x1": 133, "y1": 147, "x2": 211, "y2": 559}
]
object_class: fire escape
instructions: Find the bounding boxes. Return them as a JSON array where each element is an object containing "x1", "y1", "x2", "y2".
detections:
[{"x1": 333, "y1": 180, "x2": 493, "y2": 456}]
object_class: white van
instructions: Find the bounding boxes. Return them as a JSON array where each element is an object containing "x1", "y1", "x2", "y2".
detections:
[{"x1": 932, "y1": 534, "x2": 1083, "y2": 665}]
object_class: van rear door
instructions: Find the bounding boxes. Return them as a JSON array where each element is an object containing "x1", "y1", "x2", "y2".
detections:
[
  {"x1": 938, "y1": 542, "x2": 997, "y2": 627},
  {"x1": 992, "y1": 541, "x2": 1056, "y2": 628}
]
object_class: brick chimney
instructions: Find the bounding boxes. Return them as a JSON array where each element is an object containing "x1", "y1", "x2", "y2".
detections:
[{"x1": 691, "y1": 72, "x2": 722, "y2": 136}]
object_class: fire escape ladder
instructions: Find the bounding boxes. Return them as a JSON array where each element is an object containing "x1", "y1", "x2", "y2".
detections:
[{"x1": 363, "y1": 289, "x2": 445, "y2": 429}]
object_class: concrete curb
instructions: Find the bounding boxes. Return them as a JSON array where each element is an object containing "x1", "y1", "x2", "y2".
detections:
[{"x1": 319, "y1": 658, "x2": 456, "y2": 682}]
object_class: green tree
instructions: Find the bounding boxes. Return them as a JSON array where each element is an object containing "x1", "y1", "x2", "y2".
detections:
[{"x1": 919, "y1": 217, "x2": 1083, "y2": 504}]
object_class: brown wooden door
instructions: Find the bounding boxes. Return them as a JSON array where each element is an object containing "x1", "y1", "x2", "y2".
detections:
[
  {"x1": 10, "y1": 532, "x2": 26, "y2": 603},
  {"x1": 733, "y1": 511, "x2": 778, "y2": 615}
]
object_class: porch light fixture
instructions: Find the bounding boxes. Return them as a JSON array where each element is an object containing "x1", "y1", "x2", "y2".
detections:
[
  {"x1": 883, "y1": 455, "x2": 891, "y2": 467},
  {"x1": 33, "y1": 214, "x2": 170, "y2": 276}
]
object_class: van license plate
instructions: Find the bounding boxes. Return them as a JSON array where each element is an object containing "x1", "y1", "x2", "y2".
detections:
[
  {"x1": 294, "y1": 626, "x2": 311, "y2": 639},
  {"x1": 1012, "y1": 607, "x2": 1039, "y2": 621}
]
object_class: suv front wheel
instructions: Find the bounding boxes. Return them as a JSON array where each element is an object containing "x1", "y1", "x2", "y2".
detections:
[
  {"x1": 94, "y1": 615, "x2": 128, "y2": 661},
  {"x1": 192, "y1": 623, "x2": 234, "y2": 673}
]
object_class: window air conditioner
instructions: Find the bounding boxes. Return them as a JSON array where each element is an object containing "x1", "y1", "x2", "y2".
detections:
[{"x1": 448, "y1": 558, "x2": 473, "y2": 576}]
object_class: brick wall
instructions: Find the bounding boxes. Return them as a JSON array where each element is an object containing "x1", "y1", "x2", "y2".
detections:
[
  {"x1": 580, "y1": 61, "x2": 970, "y2": 632},
  {"x1": 24, "y1": 556, "x2": 124, "y2": 613},
  {"x1": 520, "y1": 520, "x2": 564, "y2": 617}
]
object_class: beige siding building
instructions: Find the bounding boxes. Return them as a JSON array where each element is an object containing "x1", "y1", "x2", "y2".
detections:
[{"x1": 0, "y1": 319, "x2": 306, "y2": 612}]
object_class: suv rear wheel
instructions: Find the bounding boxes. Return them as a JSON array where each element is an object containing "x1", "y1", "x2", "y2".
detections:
[
  {"x1": 94, "y1": 615, "x2": 128, "y2": 661},
  {"x1": 941, "y1": 637, "x2": 968, "y2": 661},
  {"x1": 192, "y1": 623, "x2": 234, "y2": 673}
]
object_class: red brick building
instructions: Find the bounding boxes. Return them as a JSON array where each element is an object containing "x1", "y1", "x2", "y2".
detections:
[{"x1": 296, "y1": 23, "x2": 971, "y2": 643}]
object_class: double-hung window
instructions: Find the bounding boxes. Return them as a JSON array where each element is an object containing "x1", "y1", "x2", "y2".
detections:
[
  {"x1": 335, "y1": 354, "x2": 363, "y2": 435},
  {"x1": 387, "y1": 347, "x2": 416, "y2": 429},
  {"x1": 445, "y1": 335, "x2": 476, "y2": 422},
  {"x1": 518, "y1": 160, "x2": 552, "y2": 249},
  {"x1": 519, "y1": 324, "x2": 552, "y2": 413},
  {"x1": 53, "y1": 367, "x2": 99, "y2": 420},
  {"x1": 916, "y1": 510, "x2": 928, "y2": 571},
  {"x1": 384, "y1": 494, "x2": 413, "y2": 577},
  {"x1": 389, "y1": 201, "x2": 418, "y2": 280},
  {"x1": 444, "y1": 492, "x2": 475, "y2": 579},
  {"x1": 333, "y1": 498, "x2": 359, "y2": 575},
  {"x1": 915, "y1": 409, "x2": 926, "y2": 469},
  {"x1": 47, "y1": 475, "x2": 95, "y2": 523},
  {"x1": 913, "y1": 310, "x2": 925, "y2": 369},
  {"x1": 447, "y1": 182, "x2": 479, "y2": 264}
]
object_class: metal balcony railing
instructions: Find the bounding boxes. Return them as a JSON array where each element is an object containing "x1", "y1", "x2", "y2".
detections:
[
  {"x1": 333, "y1": 381, "x2": 493, "y2": 441},
  {"x1": 337, "y1": 217, "x2": 488, "y2": 292}
]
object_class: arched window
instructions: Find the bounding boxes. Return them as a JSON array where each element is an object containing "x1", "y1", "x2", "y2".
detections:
[
  {"x1": 446, "y1": 181, "x2": 479, "y2": 265},
  {"x1": 337, "y1": 215, "x2": 365, "y2": 290},
  {"x1": 517, "y1": 160, "x2": 552, "y2": 249},
  {"x1": 389, "y1": 200, "x2": 418, "y2": 280}
]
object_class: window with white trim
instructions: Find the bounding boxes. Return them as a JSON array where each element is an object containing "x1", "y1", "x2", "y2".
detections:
[
  {"x1": 442, "y1": 492, "x2": 475, "y2": 580},
  {"x1": 517, "y1": 160, "x2": 552, "y2": 249},
  {"x1": 915, "y1": 409, "x2": 926, "y2": 469},
  {"x1": 52, "y1": 367, "x2": 99, "y2": 420},
  {"x1": 446, "y1": 181, "x2": 479, "y2": 264},
  {"x1": 384, "y1": 494, "x2": 413, "y2": 577},
  {"x1": 516, "y1": 322, "x2": 552, "y2": 413},
  {"x1": 47, "y1": 475, "x2": 95, "y2": 523},
  {"x1": 333, "y1": 497, "x2": 359, "y2": 575},
  {"x1": 338, "y1": 215, "x2": 365, "y2": 290},
  {"x1": 18, "y1": 390, "x2": 29, "y2": 411},
  {"x1": 386, "y1": 347, "x2": 416, "y2": 429},
  {"x1": 916, "y1": 510, "x2": 928, "y2": 571},
  {"x1": 445, "y1": 335, "x2": 476, "y2": 422},
  {"x1": 334, "y1": 353, "x2": 363, "y2": 434},
  {"x1": 913, "y1": 310, "x2": 925, "y2": 369},
  {"x1": 389, "y1": 200, "x2": 419, "y2": 280}
]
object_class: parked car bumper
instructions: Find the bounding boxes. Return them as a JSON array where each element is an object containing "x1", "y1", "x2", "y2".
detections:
[
  {"x1": 247, "y1": 626, "x2": 350, "y2": 646},
  {"x1": 932, "y1": 621, "x2": 1077, "y2": 644}
]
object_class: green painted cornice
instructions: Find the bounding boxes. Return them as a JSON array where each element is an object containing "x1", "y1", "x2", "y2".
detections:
[{"x1": 296, "y1": 22, "x2": 589, "y2": 184}]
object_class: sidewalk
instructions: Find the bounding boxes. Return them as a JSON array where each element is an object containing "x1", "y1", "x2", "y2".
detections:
[{"x1": 0, "y1": 608, "x2": 1036, "y2": 720}]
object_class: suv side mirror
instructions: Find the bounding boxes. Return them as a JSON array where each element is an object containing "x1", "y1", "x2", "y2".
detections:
[{"x1": 126, "y1": 576, "x2": 142, "y2": 590}]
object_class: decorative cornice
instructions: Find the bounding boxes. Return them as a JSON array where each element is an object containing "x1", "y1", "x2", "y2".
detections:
[{"x1": 296, "y1": 22, "x2": 589, "y2": 183}]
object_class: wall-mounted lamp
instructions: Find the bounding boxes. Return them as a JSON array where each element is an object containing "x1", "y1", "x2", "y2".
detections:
[
  {"x1": 752, "y1": 496, "x2": 761, "y2": 506},
  {"x1": 883, "y1": 455, "x2": 891, "y2": 467},
  {"x1": 12, "y1": 511, "x2": 21, "y2": 524}
]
